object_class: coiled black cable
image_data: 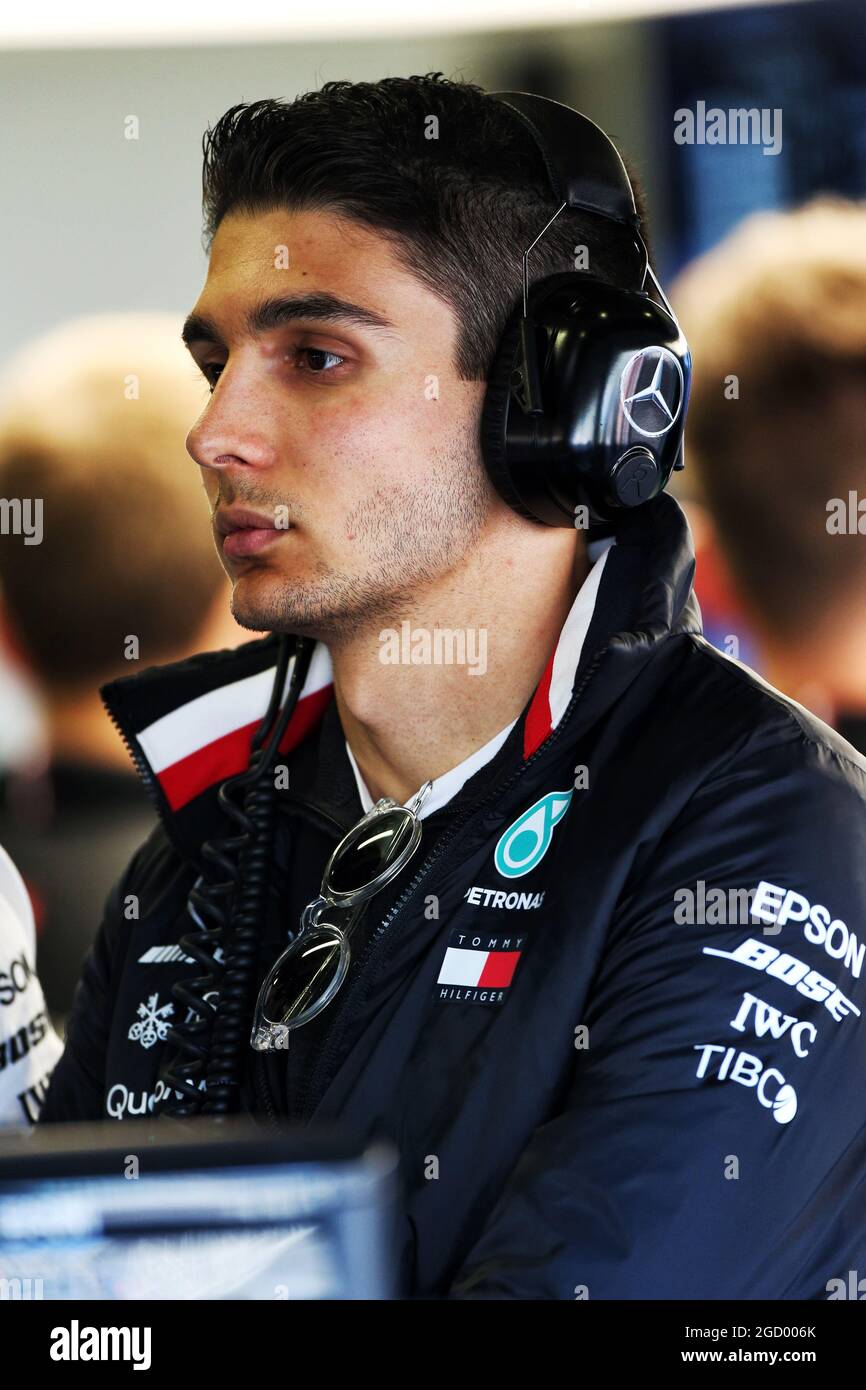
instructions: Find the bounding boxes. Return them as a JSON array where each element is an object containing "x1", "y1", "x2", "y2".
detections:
[{"x1": 157, "y1": 633, "x2": 315, "y2": 1118}]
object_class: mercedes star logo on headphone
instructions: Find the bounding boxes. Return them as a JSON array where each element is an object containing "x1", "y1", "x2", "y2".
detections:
[{"x1": 620, "y1": 347, "x2": 684, "y2": 438}]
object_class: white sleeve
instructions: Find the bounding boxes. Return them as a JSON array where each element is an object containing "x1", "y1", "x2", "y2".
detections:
[{"x1": 0, "y1": 842, "x2": 64, "y2": 1125}]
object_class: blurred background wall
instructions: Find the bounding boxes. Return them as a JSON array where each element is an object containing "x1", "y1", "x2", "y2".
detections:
[{"x1": 2, "y1": 0, "x2": 863, "y2": 373}]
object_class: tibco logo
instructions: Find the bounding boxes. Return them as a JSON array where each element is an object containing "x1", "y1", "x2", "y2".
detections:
[{"x1": 694, "y1": 1044, "x2": 798, "y2": 1124}]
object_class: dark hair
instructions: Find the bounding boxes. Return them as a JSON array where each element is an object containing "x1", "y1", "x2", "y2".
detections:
[{"x1": 200, "y1": 73, "x2": 654, "y2": 381}]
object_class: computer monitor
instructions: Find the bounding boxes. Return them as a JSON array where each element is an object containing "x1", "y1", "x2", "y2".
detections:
[{"x1": 0, "y1": 1119, "x2": 400, "y2": 1300}]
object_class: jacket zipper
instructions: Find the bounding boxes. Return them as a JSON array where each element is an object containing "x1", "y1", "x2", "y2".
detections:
[
  {"x1": 295, "y1": 646, "x2": 606, "y2": 1124},
  {"x1": 101, "y1": 696, "x2": 198, "y2": 867},
  {"x1": 102, "y1": 698, "x2": 165, "y2": 821}
]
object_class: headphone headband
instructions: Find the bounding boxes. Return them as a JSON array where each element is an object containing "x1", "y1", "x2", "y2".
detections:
[{"x1": 490, "y1": 91, "x2": 642, "y2": 232}]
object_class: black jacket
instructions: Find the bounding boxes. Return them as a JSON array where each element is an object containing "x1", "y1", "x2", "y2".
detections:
[{"x1": 40, "y1": 494, "x2": 866, "y2": 1299}]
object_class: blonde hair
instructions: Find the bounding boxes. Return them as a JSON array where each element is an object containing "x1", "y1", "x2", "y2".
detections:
[
  {"x1": 671, "y1": 197, "x2": 866, "y2": 637},
  {"x1": 0, "y1": 313, "x2": 223, "y2": 689}
]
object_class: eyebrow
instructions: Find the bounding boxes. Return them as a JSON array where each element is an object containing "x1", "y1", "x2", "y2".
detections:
[{"x1": 181, "y1": 292, "x2": 397, "y2": 350}]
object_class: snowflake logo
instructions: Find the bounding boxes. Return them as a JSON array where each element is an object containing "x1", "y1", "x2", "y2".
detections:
[{"x1": 128, "y1": 993, "x2": 175, "y2": 1050}]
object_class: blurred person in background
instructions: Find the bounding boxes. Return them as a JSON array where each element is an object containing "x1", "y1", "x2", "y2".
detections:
[
  {"x1": 0, "y1": 315, "x2": 247, "y2": 1021},
  {"x1": 670, "y1": 197, "x2": 866, "y2": 752}
]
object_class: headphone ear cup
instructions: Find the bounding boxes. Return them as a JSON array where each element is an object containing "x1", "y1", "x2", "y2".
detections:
[
  {"x1": 480, "y1": 312, "x2": 541, "y2": 525},
  {"x1": 481, "y1": 275, "x2": 691, "y2": 527}
]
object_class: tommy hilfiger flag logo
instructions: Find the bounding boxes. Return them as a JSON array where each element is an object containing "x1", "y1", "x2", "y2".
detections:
[{"x1": 435, "y1": 929, "x2": 526, "y2": 1005}]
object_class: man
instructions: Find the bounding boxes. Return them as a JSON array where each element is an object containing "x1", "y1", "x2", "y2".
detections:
[
  {"x1": 41, "y1": 75, "x2": 866, "y2": 1299},
  {"x1": 0, "y1": 314, "x2": 247, "y2": 1017},
  {"x1": 670, "y1": 197, "x2": 866, "y2": 751}
]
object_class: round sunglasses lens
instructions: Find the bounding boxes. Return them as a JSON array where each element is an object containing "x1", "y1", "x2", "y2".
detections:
[
  {"x1": 328, "y1": 808, "x2": 415, "y2": 895},
  {"x1": 264, "y1": 925, "x2": 347, "y2": 1027}
]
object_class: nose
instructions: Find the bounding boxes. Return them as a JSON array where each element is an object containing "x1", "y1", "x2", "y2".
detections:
[{"x1": 185, "y1": 377, "x2": 279, "y2": 475}]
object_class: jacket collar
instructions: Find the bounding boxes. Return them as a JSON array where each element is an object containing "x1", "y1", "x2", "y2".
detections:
[{"x1": 100, "y1": 492, "x2": 700, "y2": 866}]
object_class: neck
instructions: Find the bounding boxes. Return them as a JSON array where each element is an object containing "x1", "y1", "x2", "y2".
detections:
[{"x1": 330, "y1": 519, "x2": 588, "y2": 806}]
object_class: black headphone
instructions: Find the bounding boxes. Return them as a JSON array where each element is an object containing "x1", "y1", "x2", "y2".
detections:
[{"x1": 481, "y1": 91, "x2": 691, "y2": 529}]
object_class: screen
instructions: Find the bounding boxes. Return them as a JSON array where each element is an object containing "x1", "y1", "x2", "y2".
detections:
[{"x1": 0, "y1": 1124, "x2": 399, "y2": 1300}]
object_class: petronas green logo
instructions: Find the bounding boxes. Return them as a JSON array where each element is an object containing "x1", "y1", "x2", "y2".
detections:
[{"x1": 494, "y1": 790, "x2": 573, "y2": 879}]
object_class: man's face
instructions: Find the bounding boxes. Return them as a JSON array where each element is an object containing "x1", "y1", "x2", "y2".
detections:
[{"x1": 183, "y1": 207, "x2": 498, "y2": 641}]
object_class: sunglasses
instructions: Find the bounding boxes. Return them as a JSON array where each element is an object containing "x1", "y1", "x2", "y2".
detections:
[{"x1": 250, "y1": 779, "x2": 433, "y2": 1052}]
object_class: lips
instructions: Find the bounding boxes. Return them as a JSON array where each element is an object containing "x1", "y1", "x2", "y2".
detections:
[{"x1": 215, "y1": 507, "x2": 292, "y2": 559}]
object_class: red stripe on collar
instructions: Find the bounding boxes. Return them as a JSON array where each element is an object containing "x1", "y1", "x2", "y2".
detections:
[
  {"x1": 523, "y1": 648, "x2": 556, "y2": 761},
  {"x1": 157, "y1": 681, "x2": 333, "y2": 811}
]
